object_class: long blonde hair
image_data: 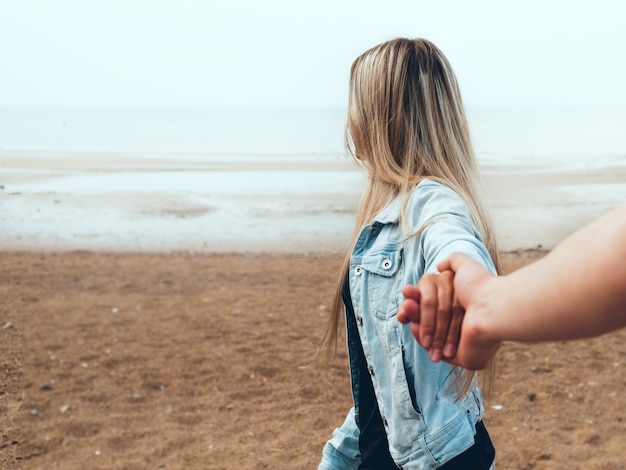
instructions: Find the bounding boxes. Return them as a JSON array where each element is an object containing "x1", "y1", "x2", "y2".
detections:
[{"x1": 322, "y1": 38, "x2": 500, "y2": 394}]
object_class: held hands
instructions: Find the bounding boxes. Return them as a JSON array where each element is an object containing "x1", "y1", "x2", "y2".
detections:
[
  {"x1": 397, "y1": 253, "x2": 502, "y2": 370},
  {"x1": 397, "y1": 271, "x2": 465, "y2": 362}
]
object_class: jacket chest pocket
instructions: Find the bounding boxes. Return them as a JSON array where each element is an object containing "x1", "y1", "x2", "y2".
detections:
[{"x1": 359, "y1": 248, "x2": 404, "y2": 320}]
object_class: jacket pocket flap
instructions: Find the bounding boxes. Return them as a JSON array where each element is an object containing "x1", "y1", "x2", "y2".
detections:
[{"x1": 360, "y1": 249, "x2": 402, "y2": 277}]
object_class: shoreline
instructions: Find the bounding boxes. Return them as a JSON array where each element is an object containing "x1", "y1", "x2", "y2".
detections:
[{"x1": 1, "y1": 154, "x2": 625, "y2": 254}]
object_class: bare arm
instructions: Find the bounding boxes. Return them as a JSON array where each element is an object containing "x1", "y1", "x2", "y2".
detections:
[{"x1": 467, "y1": 205, "x2": 626, "y2": 343}]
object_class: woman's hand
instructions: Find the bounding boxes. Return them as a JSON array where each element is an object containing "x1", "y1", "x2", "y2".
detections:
[
  {"x1": 397, "y1": 270, "x2": 464, "y2": 362},
  {"x1": 398, "y1": 254, "x2": 501, "y2": 370}
]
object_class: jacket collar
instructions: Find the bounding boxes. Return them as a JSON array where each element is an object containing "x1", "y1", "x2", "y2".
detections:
[{"x1": 372, "y1": 196, "x2": 401, "y2": 225}]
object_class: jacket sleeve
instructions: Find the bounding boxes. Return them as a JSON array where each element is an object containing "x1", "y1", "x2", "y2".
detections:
[
  {"x1": 413, "y1": 183, "x2": 496, "y2": 275},
  {"x1": 318, "y1": 407, "x2": 361, "y2": 470},
  {"x1": 420, "y1": 215, "x2": 496, "y2": 275}
]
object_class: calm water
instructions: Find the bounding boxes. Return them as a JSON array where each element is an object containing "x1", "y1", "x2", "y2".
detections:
[{"x1": 1, "y1": 106, "x2": 626, "y2": 168}]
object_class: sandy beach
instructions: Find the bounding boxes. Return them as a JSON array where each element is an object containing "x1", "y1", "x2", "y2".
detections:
[
  {"x1": 1, "y1": 155, "x2": 625, "y2": 469},
  {"x1": 2, "y1": 251, "x2": 625, "y2": 470}
]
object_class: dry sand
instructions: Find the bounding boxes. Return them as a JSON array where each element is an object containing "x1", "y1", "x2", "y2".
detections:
[{"x1": 1, "y1": 251, "x2": 625, "y2": 469}]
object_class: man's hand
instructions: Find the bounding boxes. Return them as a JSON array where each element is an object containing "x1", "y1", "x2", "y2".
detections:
[
  {"x1": 397, "y1": 270, "x2": 463, "y2": 362},
  {"x1": 398, "y1": 254, "x2": 501, "y2": 370}
]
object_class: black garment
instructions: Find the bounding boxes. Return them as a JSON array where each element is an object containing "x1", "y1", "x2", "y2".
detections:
[
  {"x1": 342, "y1": 277, "x2": 397, "y2": 469},
  {"x1": 440, "y1": 421, "x2": 495, "y2": 469},
  {"x1": 342, "y1": 278, "x2": 495, "y2": 470}
]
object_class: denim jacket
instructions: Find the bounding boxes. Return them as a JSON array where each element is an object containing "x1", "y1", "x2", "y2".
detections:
[{"x1": 319, "y1": 180, "x2": 497, "y2": 470}]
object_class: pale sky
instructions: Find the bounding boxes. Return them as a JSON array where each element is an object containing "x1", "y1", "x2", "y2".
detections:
[{"x1": 1, "y1": 0, "x2": 625, "y2": 108}]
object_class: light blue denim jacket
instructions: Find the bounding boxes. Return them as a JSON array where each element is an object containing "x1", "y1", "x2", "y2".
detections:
[{"x1": 319, "y1": 180, "x2": 497, "y2": 470}]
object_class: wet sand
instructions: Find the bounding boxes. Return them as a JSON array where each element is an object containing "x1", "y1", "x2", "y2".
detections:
[{"x1": 2, "y1": 155, "x2": 625, "y2": 253}]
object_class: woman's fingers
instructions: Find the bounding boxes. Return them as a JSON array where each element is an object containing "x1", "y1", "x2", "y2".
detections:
[
  {"x1": 429, "y1": 271, "x2": 454, "y2": 360},
  {"x1": 416, "y1": 273, "x2": 438, "y2": 349},
  {"x1": 400, "y1": 271, "x2": 460, "y2": 362}
]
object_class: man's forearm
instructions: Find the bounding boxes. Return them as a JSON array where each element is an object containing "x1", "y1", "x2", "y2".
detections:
[{"x1": 483, "y1": 205, "x2": 626, "y2": 343}]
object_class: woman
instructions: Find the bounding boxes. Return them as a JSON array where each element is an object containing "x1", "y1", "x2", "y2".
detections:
[{"x1": 319, "y1": 38, "x2": 499, "y2": 469}]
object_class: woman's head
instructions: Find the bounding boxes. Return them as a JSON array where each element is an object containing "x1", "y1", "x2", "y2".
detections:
[{"x1": 347, "y1": 38, "x2": 476, "y2": 189}]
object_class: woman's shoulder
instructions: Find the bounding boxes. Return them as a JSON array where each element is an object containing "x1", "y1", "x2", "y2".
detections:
[
  {"x1": 409, "y1": 179, "x2": 471, "y2": 221},
  {"x1": 414, "y1": 178, "x2": 458, "y2": 196}
]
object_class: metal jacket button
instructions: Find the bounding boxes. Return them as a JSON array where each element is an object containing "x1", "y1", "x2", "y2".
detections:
[
  {"x1": 355, "y1": 266, "x2": 363, "y2": 275},
  {"x1": 382, "y1": 258, "x2": 392, "y2": 270},
  {"x1": 356, "y1": 315, "x2": 363, "y2": 326}
]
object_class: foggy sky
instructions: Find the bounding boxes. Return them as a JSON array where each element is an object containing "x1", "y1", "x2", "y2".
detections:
[{"x1": 1, "y1": 0, "x2": 625, "y2": 108}]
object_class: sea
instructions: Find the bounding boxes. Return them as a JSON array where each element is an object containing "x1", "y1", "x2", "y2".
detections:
[{"x1": 1, "y1": 106, "x2": 626, "y2": 166}]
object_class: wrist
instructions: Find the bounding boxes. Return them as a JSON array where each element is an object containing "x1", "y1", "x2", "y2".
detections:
[{"x1": 469, "y1": 275, "x2": 501, "y2": 345}]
